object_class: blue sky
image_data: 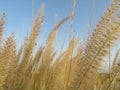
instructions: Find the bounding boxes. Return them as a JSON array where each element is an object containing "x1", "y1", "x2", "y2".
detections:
[{"x1": 0, "y1": 0, "x2": 111, "y2": 49}]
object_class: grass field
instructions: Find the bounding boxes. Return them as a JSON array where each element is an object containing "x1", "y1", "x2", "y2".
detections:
[{"x1": 0, "y1": 0, "x2": 120, "y2": 90}]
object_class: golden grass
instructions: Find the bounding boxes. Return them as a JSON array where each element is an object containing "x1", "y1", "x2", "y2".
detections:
[{"x1": 0, "y1": 0, "x2": 120, "y2": 90}]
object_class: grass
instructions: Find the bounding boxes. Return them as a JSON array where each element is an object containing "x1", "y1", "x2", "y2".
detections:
[{"x1": 0, "y1": 0, "x2": 120, "y2": 90}]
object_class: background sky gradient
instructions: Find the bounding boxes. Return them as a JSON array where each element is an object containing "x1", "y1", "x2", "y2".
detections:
[{"x1": 0, "y1": 0, "x2": 111, "y2": 48}]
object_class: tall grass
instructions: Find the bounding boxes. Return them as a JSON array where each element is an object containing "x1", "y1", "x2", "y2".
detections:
[{"x1": 0, "y1": 0, "x2": 120, "y2": 90}]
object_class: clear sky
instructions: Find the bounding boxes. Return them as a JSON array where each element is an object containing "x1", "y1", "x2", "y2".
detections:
[
  {"x1": 1, "y1": 0, "x2": 119, "y2": 72},
  {"x1": 0, "y1": 0, "x2": 111, "y2": 48}
]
